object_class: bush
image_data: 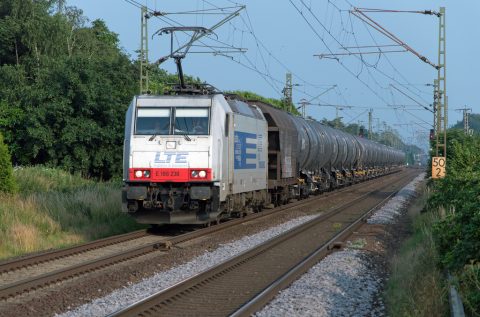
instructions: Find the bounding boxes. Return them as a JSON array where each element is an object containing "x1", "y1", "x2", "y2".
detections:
[
  {"x1": 429, "y1": 132, "x2": 480, "y2": 270},
  {"x1": 458, "y1": 263, "x2": 480, "y2": 316},
  {"x1": 428, "y1": 129, "x2": 480, "y2": 316},
  {"x1": 0, "y1": 133, "x2": 16, "y2": 193},
  {"x1": 431, "y1": 179, "x2": 480, "y2": 270}
]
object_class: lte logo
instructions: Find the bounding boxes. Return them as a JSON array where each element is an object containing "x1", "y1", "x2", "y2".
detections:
[{"x1": 154, "y1": 152, "x2": 188, "y2": 164}]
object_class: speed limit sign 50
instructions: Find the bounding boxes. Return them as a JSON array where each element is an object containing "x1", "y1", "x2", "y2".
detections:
[{"x1": 432, "y1": 156, "x2": 446, "y2": 179}]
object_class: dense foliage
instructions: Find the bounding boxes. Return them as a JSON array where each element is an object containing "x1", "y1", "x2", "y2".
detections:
[
  {"x1": 0, "y1": 133, "x2": 16, "y2": 193},
  {"x1": 428, "y1": 129, "x2": 480, "y2": 314},
  {"x1": 0, "y1": 0, "x2": 137, "y2": 179}
]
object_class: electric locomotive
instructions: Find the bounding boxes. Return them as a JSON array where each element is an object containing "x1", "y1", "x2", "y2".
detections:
[{"x1": 122, "y1": 90, "x2": 269, "y2": 224}]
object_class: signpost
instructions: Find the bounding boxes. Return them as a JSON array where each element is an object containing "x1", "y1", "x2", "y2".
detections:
[{"x1": 432, "y1": 156, "x2": 446, "y2": 179}]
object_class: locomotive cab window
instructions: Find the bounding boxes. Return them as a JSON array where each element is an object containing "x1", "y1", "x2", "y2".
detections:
[
  {"x1": 135, "y1": 108, "x2": 171, "y2": 135},
  {"x1": 174, "y1": 108, "x2": 210, "y2": 135}
]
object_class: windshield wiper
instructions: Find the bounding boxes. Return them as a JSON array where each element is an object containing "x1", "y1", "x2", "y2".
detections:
[
  {"x1": 182, "y1": 132, "x2": 191, "y2": 141},
  {"x1": 149, "y1": 134, "x2": 157, "y2": 141},
  {"x1": 174, "y1": 128, "x2": 191, "y2": 141}
]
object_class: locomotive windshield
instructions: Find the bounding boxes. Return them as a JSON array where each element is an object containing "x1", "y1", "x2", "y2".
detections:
[
  {"x1": 135, "y1": 108, "x2": 171, "y2": 135},
  {"x1": 135, "y1": 107, "x2": 210, "y2": 136},
  {"x1": 174, "y1": 108, "x2": 209, "y2": 135}
]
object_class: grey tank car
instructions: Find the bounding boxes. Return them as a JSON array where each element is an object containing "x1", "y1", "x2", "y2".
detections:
[{"x1": 122, "y1": 92, "x2": 405, "y2": 225}]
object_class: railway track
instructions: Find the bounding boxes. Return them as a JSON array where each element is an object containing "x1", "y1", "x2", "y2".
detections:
[
  {"x1": 0, "y1": 229, "x2": 149, "y2": 274},
  {"x1": 108, "y1": 169, "x2": 418, "y2": 317},
  {"x1": 0, "y1": 169, "x2": 406, "y2": 302}
]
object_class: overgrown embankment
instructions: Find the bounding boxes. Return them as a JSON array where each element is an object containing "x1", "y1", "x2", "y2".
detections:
[
  {"x1": 428, "y1": 130, "x2": 480, "y2": 316},
  {"x1": 0, "y1": 166, "x2": 144, "y2": 260},
  {"x1": 386, "y1": 186, "x2": 448, "y2": 316},
  {"x1": 387, "y1": 130, "x2": 480, "y2": 317}
]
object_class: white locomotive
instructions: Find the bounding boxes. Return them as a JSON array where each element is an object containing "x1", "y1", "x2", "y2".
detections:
[
  {"x1": 122, "y1": 90, "x2": 405, "y2": 225},
  {"x1": 123, "y1": 92, "x2": 269, "y2": 224}
]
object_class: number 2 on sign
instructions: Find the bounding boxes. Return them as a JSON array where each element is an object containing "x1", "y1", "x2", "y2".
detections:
[{"x1": 432, "y1": 156, "x2": 446, "y2": 179}]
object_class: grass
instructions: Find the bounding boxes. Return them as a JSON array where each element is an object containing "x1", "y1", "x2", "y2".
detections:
[
  {"x1": 458, "y1": 263, "x2": 480, "y2": 316},
  {"x1": 14, "y1": 166, "x2": 92, "y2": 194},
  {"x1": 0, "y1": 166, "x2": 145, "y2": 260},
  {"x1": 385, "y1": 188, "x2": 449, "y2": 317}
]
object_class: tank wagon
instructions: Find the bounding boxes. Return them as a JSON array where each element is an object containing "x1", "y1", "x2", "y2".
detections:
[{"x1": 122, "y1": 92, "x2": 405, "y2": 225}]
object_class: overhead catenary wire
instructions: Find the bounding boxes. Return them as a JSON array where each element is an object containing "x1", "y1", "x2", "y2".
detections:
[
  {"x1": 340, "y1": 0, "x2": 435, "y2": 101},
  {"x1": 289, "y1": 0, "x2": 391, "y2": 106},
  {"x1": 389, "y1": 84, "x2": 433, "y2": 113},
  {"x1": 126, "y1": 0, "x2": 333, "y2": 102},
  {"x1": 355, "y1": 15, "x2": 433, "y2": 105},
  {"x1": 322, "y1": 0, "x2": 436, "y2": 108},
  {"x1": 129, "y1": 0, "x2": 431, "y2": 145},
  {"x1": 297, "y1": 1, "x2": 438, "y2": 145},
  {"x1": 195, "y1": 0, "x2": 329, "y2": 91},
  {"x1": 350, "y1": 7, "x2": 438, "y2": 69}
]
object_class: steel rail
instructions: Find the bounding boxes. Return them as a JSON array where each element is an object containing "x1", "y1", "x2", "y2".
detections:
[
  {"x1": 109, "y1": 170, "x2": 417, "y2": 317},
  {"x1": 0, "y1": 242, "x2": 169, "y2": 300},
  {"x1": 231, "y1": 183, "x2": 403, "y2": 316},
  {"x1": 0, "y1": 230, "x2": 149, "y2": 274}
]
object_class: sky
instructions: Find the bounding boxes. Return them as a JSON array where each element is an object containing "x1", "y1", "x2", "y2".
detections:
[{"x1": 67, "y1": 0, "x2": 479, "y2": 150}]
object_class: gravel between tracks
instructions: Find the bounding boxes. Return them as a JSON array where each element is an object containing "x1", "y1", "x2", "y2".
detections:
[
  {"x1": 256, "y1": 172, "x2": 426, "y2": 317},
  {"x1": 57, "y1": 215, "x2": 318, "y2": 317},
  {"x1": 367, "y1": 173, "x2": 425, "y2": 225}
]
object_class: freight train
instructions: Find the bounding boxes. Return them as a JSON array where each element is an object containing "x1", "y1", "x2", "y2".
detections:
[{"x1": 122, "y1": 88, "x2": 405, "y2": 225}]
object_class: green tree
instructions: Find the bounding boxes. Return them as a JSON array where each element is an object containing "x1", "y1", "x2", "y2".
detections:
[
  {"x1": 0, "y1": 0, "x2": 137, "y2": 179},
  {"x1": 0, "y1": 133, "x2": 16, "y2": 193}
]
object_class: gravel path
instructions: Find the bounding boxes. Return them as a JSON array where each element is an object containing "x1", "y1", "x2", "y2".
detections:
[{"x1": 256, "y1": 172, "x2": 425, "y2": 317}]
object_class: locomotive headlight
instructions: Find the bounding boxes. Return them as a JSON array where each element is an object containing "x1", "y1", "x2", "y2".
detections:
[
  {"x1": 135, "y1": 170, "x2": 143, "y2": 178},
  {"x1": 143, "y1": 170, "x2": 150, "y2": 178},
  {"x1": 191, "y1": 170, "x2": 198, "y2": 178},
  {"x1": 198, "y1": 170, "x2": 207, "y2": 178}
]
